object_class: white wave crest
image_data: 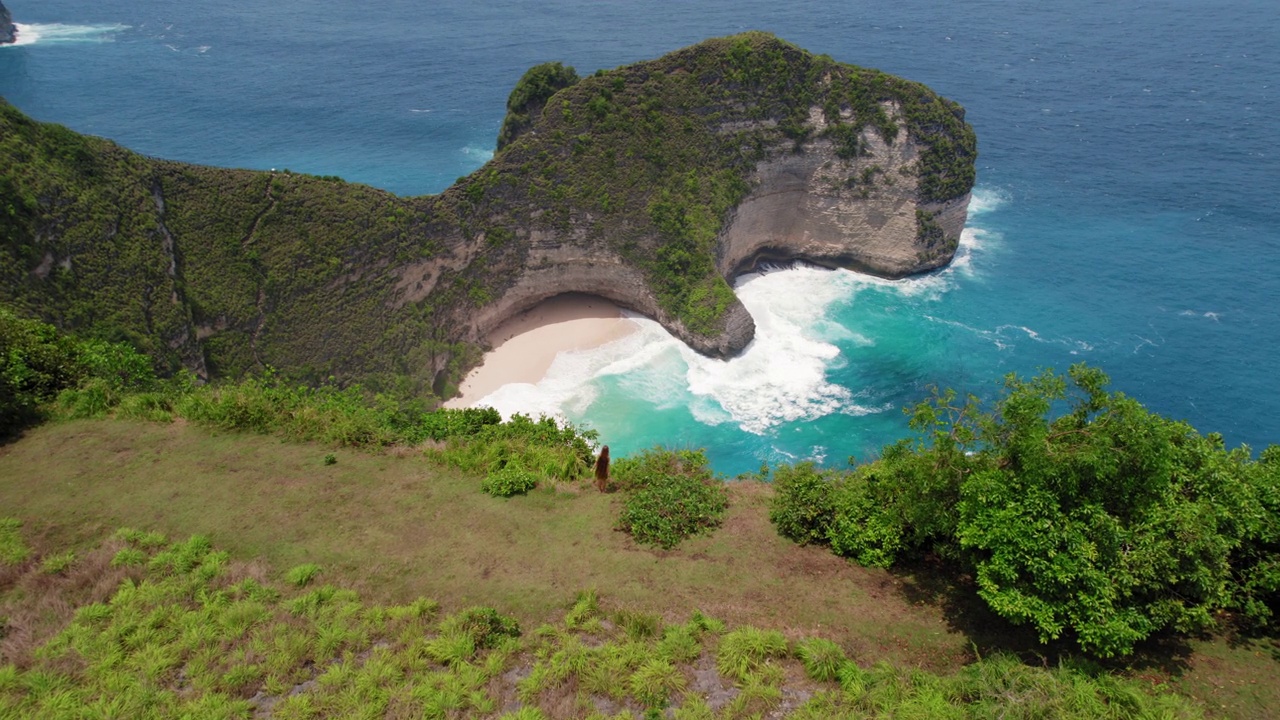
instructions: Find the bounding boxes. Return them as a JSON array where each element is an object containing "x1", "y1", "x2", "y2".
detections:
[
  {"x1": 467, "y1": 187, "x2": 1011, "y2": 436},
  {"x1": 461, "y1": 145, "x2": 494, "y2": 163},
  {"x1": 7, "y1": 23, "x2": 129, "y2": 47},
  {"x1": 967, "y1": 185, "x2": 1009, "y2": 216}
]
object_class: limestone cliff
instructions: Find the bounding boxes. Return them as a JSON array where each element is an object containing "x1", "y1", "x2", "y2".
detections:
[
  {"x1": 0, "y1": 1, "x2": 16, "y2": 45},
  {"x1": 0, "y1": 33, "x2": 975, "y2": 398}
]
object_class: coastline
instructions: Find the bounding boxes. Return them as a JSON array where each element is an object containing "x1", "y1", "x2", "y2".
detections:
[{"x1": 445, "y1": 294, "x2": 639, "y2": 408}]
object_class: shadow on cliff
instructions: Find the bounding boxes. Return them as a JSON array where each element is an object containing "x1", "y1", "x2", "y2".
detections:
[{"x1": 888, "y1": 554, "x2": 1196, "y2": 677}]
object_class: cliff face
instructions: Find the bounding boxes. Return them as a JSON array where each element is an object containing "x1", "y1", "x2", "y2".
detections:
[
  {"x1": 0, "y1": 1, "x2": 16, "y2": 45},
  {"x1": 0, "y1": 33, "x2": 976, "y2": 398},
  {"x1": 719, "y1": 107, "x2": 969, "y2": 281}
]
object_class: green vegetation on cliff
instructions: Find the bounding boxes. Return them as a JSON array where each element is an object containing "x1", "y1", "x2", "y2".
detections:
[
  {"x1": 1, "y1": 32, "x2": 976, "y2": 392},
  {"x1": 771, "y1": 365, "x2": 1280, "y2": 658}
]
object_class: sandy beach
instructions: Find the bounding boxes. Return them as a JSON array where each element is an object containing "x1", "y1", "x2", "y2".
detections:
[{"x1": 445, "y1": 294, "x2": 639, "y2": 408}]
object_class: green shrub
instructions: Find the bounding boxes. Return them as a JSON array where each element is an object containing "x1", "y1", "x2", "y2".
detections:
[
  {"x1": 439, "y1": 606, "x2": 521, "y2": 649},
  {"x1": 786, "y1": 364, "x2": 1280, "y2": 658},
  {"x1": 115, "y1": 391, "x2": 176, "y2": 422},
  {"x1": 768, "y1": 462, "x2": 840, "y2": 545},
  {"x1": 825, "y1": 468, "x2": 912, "y2": 568},
  {"x1": 613, "y1": 448, "x2": 728, "y2": 549},
  {"x1": 415, "y1": 406, "x2": 502, "y2": 441},
  {"x1": 434, "y1": 412, "x2": 596, "y2": 481},
  {"x1": 0, "y1": 309, "x2": 162, "y2": 434},
  {"x1": 481, "y1": 465, "x2": 539, "y2": 497},
  {"x1": 322, "y1": 453, "x2": 337, "y2": 466}
]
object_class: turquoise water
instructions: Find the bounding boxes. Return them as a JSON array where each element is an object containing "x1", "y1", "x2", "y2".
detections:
[{"x1": 3, "y1": 1, "x2": 1278, "y2": 474}]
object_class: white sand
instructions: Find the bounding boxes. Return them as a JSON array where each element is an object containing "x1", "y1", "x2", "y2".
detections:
[{"x1": 445, "y1": 294, "x2": 639, "y2": 408}]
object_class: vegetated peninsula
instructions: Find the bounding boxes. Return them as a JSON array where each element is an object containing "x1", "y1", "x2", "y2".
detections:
[
  {"x1": 0, "y1": 32, "x2": 975, "y2": 398},
  {"x1": 0, "y1": 1, "x2": 16, "y2": 45}
]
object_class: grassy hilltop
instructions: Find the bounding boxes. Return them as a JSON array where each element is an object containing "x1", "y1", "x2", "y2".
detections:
[
  {"x1": 1, "y1": 32, "x2": 975, "y2": 399},
  {"x1": 0, "y1": 309, "x2": 1277, "y2": 718}
]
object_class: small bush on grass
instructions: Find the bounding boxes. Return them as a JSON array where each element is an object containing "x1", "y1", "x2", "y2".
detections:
[
  {"x1": 613, "y1": 448, "x2": 728, "y2": 549},
  {"x1": 435, "y1": 413, "x2": 597, "y2": 485},
  {"x1": 481, "y1": 465, "x2": 539, "y2": 497},
  {"x1": 440, "y1": 606, "x2": 522, "y2": 649},
  {"x1": 769, "y1": 462, "x2": 841, "y2": 545}
]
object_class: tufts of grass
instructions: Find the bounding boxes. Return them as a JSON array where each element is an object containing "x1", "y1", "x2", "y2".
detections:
[
  {"x1": 630, "y1": 656, "x2": 687, "y2": 708},
  {"x1": 563, "y1": 589, "x2": 600, "y2": 630},
  {"x1": 794, "y1": 637, "x2": 847, "y2": 682},
  {"x1": 0, "y1": 518, "x2": 30, "y2": 565},
  {"x1": 109, "y1": 547, "x2": 148, "y2": 567},
  {"x1": 499, "y1": 707, "x2": 549, "y2": 720},
  {"x1": 438, "y1": 606, "x2": 522, "y2": 649},
  {"x1": 285, "y1": 562, "x2": 322, "y2": 588},
  {"x1": 614, "y1": 608, "x2": 661, "y2": 641},
  {"x1": 715, "y1": 626, "x2": 789, "y2": 684},
  {"x1": 39, "y1": 551, "x2": 76, "y2": 575}
]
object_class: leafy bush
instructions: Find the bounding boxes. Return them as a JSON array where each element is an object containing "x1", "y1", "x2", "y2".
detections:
[
  {"x1": 613, "y1": 448, "x2": 729, "y2": 549},
  {"x1": 775, "y1": 364, "x2": 1280, "y2": 658},
  {"x1": 0, "y1": 308, "x2": 157, "y2": 434},
  {"x1": 416, "y1": 406, "x2": 501, "y2": 441},
  {"x1": 768, "y1": 462, "x2": 840, "y2": 545},
  {"x1": 481, "y1": 465, "x2": 539, "y2": 497},
  {"x1": 433, "y1": 412, "x2": 597, "y2": 485}
]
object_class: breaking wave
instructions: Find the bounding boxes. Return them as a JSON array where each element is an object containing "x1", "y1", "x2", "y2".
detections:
[{"x1": 7, "y1": 23, "x2": 129, "y2": 47}]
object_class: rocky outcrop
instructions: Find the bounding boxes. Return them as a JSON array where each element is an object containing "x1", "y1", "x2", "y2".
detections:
[
  {"x1": 0, "y1": 33, "x2": 975, "y2": 396},
  {"x1": 718, "y1": 106, "x2": 970, "y2": 282},
  {"x1": 0, "y1": 2, "x2": 16, "y2": 45}
]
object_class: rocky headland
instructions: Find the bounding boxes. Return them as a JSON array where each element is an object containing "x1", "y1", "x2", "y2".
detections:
[
  {"x1": 0, "y1": 1, "x2": 16, "y2": 45},
  {"x1": 0, "y1": 33, "x2": 976, "y2": 398}
]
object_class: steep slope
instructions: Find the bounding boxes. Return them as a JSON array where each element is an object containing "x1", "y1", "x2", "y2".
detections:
[
  {"x1": 0, "y1": 32, "x2": 976, "y2": 398},
  {"x1": 0, "y1": 1, "x2": 14, "y2": 45}
]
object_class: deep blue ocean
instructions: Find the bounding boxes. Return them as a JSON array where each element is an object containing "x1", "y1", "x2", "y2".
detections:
[{"x1": 4, "y1": 1, "x2": 1278, "y2": 475}]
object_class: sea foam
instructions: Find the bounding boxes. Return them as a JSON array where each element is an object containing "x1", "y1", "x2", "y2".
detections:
[
  {"x1": 6, "y1": 23, "x2": 129, "y2": 47},
  {"x1": 470, "y1": 188, "x2": 1004, "y2": 436}
]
